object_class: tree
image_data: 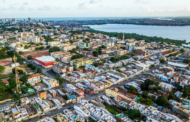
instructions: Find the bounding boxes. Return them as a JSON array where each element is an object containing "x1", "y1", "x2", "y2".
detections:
[
  {"x1": 137, "y1": 97, "x2": 154, "y2": 106},
  {"x1": 100, "y1": 45, "x2": 107, "y2": 49},
  {"x1": 69, "y1": 48, "x2": 77, "y2": 53},
  {"x1": 142, "y1": 91, "x2": 149, "y2": 98},
  {"x1": 180, "y1": 48, "x2": 185, "y2": 53},
  {"x1": 37, "y1": 68, "x2": 42, "y2": 73},
  {"x1": 19, "y1": 51, "x2": 24, "y2": 55},
  {"x1": 116, "y1": 68, "x2": 122, "y2": 72},
  {"x1": 127, "y1": 86, "x2": 137, "y2": 95},
  {"x1": 8, "y1": 78, "x2": 16, "y2": 89},
  {"x1": 55, "y1": 77, "x2": 64, "y2": 85},
  {"x1": 93, "y1": 51, "x2": 99, "y2": 57},
  {"x1": 110, "y1": 57, "x2": 117, "y2": 62},
  {"x1": 27, "y1": 64, "x2": 33, "y2": 68},
  {"x1": 0, "y1": 66, "x2": 5, "y2": 73},
  {"x1": 31, "y1": 66, "x2": 36, "y2": 70},
  {"x1": 19, "y1": 75, "x2": 28, "y2": 83},
  {"x1": 98, "y1": 48, "x2": 102, "y2": 55},
  {"x1": 0, "y1": 82, "x2": 6, "y2": 92},
  {"x1": 69, "y1": 40, "x2": 75, "y2": 44},
  {"x1": 176, "y1": 85, "x2": 183, "y2": 91},
  {"x1": 27, "y1": 55, "x2": 33, "y2": 60},
  {"x1": 167, "y1": 94, "x2": 175, "y2": 100},
  {"x1": 12, "y1": 68, "x2": 23, "y2": 74},
  {"x1": 49, "y1": 46, "x2": 60, "y2": 52},
  {"x1": 160, "y1": 59, "x2": 166, "y2": 64},
  {"x1": 182, "y1": 87, "x2": 190, "y2": 97},
  {"x1": 71, "y1": 54, "x2": 85, "y2": 60},
  {"x1": 156, "y1": 96, "x2": 169, "y2": 107},
  {"x1": 128, "y1": 109, "x2": 141, "y2": 119}
]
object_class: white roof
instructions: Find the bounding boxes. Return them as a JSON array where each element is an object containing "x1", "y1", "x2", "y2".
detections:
[
  {"x1": 168, "y1": 61, "x2": 187, "y2": 68},
  {"x1": 35, "y1": 56, "x2": 55, "y2": 63}
]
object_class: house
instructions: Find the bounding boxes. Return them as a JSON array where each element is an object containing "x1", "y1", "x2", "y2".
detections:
[
  {"x1": 159, "y1": 82, "x2": 173, "y2": 92},
  {"x1": 27, "y1": 74, "x2": 41, "y2": 86},
  {"x1": 116, "y1": 49, "x2": 127, "y2": 56},
  {"x1": 41, "y1": 76, "x2": 59, "y2": 89},
  {"x1": 53, "y1": 63, "x2": 73, "y2": 74},
  {"x1": 70, "y1": 57, "x2": 94, "y2": 69},
  {"x1": 37, "y1": 90, "x2": 47, "y2": 99}
]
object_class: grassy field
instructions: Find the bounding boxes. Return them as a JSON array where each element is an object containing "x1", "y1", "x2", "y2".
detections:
[
  {"x1": 105, "y1": 104, "x2": 120, "y2": 115},
  {"x1": 0, "y1": 90, "x2": 14, "y2": 101}
]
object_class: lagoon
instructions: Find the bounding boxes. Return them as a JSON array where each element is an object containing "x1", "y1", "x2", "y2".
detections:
[{"x1": 87, "y1": 24, "x2": 190, "y2": 42}]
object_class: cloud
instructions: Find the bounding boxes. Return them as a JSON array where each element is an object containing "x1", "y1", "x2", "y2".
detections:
[
  {"x1": 18, "y1": 6, "x2": 25, "y2": 10},
  {"x1": 23, "y1": 2, "x2": 28, "y2": 5},
  {"x1": 134, "y1": 0, "x2": 150, "y2": 4},
  {"x1": 9, "y1": 5, "x2": 16, "y2": 10},
  {"x1": 0, "y1": 6, "x2": 6, "y2": 10},
  {"x1": 78, "y1": 3, "x2": 86, "y2": 9},
  {"x1": 28, "y1": 8, "x2": 33, "y2": 10},
  {"x1": 38, "y1": 6, "x2": 51, "y2": 10},
  {"x1": 89, "y1": 0, "x2": 101, "y2": 4},
  {"x1": 54, "y1": 7, "x2": 61, "y2": 10},
  {"x1": 142, "y1": 6, "x2": 190, "y2": 13}
]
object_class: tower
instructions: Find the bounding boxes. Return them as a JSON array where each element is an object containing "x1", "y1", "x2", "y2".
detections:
[
  {"x1": 28, "y1": 17, "x2": 31, "y2": 24},
  {"x1": 13, "y1": 54, "x2": 20, "y2": 93}
]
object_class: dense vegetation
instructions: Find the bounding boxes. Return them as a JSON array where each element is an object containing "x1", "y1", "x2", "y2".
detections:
[
  {"x1": 110, "y1": 55, "x2": 130, "y2": 63},
  {"x1": 71, "y1": 54, "x2": 85, "y2": 60},
  {"x1": 0, "y1": 66, "x2": 5, "y2": 73},
  {"x1": 49, "y1": 46, "x2": 60, "y2": 52},
  {"x1": 81, "y1": 30, "x2": 186, "y2": 46},
  {"x1": 140, "y1": 79, "x2": 159, "y2": 92}
]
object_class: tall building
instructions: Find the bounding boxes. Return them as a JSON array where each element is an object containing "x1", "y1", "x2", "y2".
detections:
[{"x1": 28, "y1": 17, "x2": 31, "y2": 24}]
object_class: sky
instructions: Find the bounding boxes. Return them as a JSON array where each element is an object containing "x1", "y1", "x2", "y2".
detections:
[{"x1": 0, "y1": 0, "x2": 190, "y2": 18}]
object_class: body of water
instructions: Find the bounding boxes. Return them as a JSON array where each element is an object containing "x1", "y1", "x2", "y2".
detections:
[{"x1": 87, "y1": 24, "x2": 190, "y2": 42}]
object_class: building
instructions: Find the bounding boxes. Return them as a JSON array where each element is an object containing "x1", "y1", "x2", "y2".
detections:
[
  {"x1": 70, "y1": 57, "x2": 94, "y2": 69},
  {"x1": 79, "y1": 42, "x2": 92, "y2": 49},
  {"x1": 116, "y1": 49, "x2": 127, "y2": 56},
  {"x1": 61, "y1": 45, "x2": 76, "y2": 51},
  {"x1": 41, "y1": 76, "x2": 59, "y2": 88},
  {"x1": 103, "y1": 41, "x2": 115, "y2": 47},
  {"x1": 51, "y1": 51, "x2": 75, "y2": 63},
  {"x1": 159, "y1": 82, "x2": 173, "y2": 92},
  {"x1": 37, "y1": 91, "x2": 47, "y2": 99},
  {"x1": 27, "y1": 74, "x2": 41, "y2": 86},
  {"x1": 34, "y1": 56, "x2": 55, "y2": 68},
  {"x1": 53, "y1": 63, "x2": 73, "y2": 74}
]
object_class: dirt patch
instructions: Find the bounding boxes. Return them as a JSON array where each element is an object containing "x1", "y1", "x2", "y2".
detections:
[
  {"x1": 35, "y1": 82, "x2": 48, "y2": 89},
  {"x1": 1, "y1": 66, "x2": 13, "y2": 75},
  {"x1": 24, "y1": 50, "x2": 50, "y2": 59},
  {"x1": 0, "y1": 58, "x2": 12, "y2": 66}
]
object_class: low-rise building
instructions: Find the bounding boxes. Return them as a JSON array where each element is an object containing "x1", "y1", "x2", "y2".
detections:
[
  {"x1": 70, "y1": 57, "x2": 94, "y2": 69},
  {"x1": 53, "y1": 63, "x2": 73, "y2": 74},
  {"x1": 27, "y1": 74, "x2": 41, "y2": 86},
  {"x1": 159, "y1": 82, "x2": 173, "y2": 92}
]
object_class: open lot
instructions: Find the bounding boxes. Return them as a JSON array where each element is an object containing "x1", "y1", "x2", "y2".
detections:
[
  {"x1": 0, "y1": 58, "x2": 12, "y2": 66},
  {"x1": 23, "y1": 50, "x2": 49, "y2": 59}
]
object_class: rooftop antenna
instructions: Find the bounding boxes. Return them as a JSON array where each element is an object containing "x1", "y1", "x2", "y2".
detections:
[{"x1": 13, "y1": 54, "x2": 20, "y2": 93}]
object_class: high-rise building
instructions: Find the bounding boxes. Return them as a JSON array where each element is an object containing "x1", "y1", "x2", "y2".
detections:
[{"x1": 28, "y1": 17, "x2": 31, "y2": 24}]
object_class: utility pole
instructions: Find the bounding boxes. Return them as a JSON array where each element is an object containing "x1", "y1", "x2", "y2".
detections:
[{"x1": 13, "y1": 54, "x2": 20, "y2": 93}]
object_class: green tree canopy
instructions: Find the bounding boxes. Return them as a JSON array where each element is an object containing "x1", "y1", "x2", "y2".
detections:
[
  {"x1": 156, "y1": 96, "x2": 169, "y2": 107},
  {"x1": 37, "y1": 68, "x2": 42, "y2": 73},
  {"x1": 27, "y1": 55, "x2": 33, "y2": 60},
  {"x1": 160, "y1": 59, "x2": 166, "y2": 64}
]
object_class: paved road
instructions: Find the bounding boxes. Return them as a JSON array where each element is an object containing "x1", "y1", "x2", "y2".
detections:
[
  {"x1": 27, "y1": 65, "x2": 160, "y2": 122},
  {"x1": 27, "y1": 92, "x2": 105, "y2": 122}
]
